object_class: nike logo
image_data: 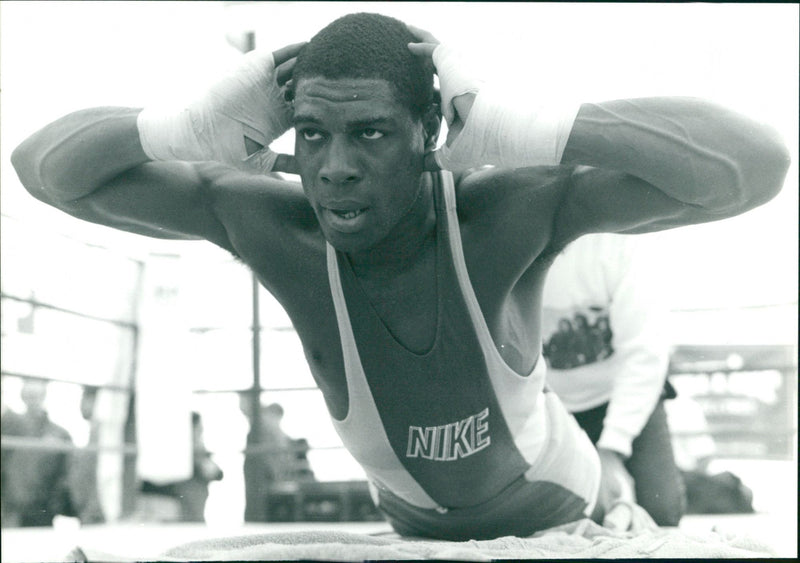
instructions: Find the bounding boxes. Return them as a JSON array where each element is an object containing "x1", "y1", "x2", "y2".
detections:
[{"x1": 406, "y1": 407, "x2": 491, "y2": 461}]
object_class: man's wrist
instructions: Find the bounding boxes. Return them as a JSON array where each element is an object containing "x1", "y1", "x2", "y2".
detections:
[
  {"x1": 597, "y1": 426, "x2": 634, "y2": 458},
  {"x1": 137, "y1": 107, "x2": 205, "y2": 162},
  {"x1": 434, "y1": 85, "x2": 581, "y2": 172},
  {"x1": 431, "y1": 44, "x2": 482, "y2": 125}
]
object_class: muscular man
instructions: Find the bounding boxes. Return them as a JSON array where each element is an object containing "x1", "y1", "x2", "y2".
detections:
[{"x1": 10, "y1": 13, "x2": 789, "y2": 540}]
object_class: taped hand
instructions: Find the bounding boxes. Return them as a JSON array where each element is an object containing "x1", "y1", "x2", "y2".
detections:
[
  {"x1": 406, "y1": 24, "x2": 481, "y2": 147},
  {"x1": 138, "y1": 41, "x2": 305, "y2": 174}
]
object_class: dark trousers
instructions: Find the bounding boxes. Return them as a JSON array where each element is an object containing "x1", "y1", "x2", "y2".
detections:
[{"x1": 573, "y1": 399, "x2": 686, "y2": 526}]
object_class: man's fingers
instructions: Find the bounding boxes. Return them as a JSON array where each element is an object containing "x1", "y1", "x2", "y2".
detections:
[
  {"x1": 603, "y1": 502, "x2": 632, "y2": 531},
  {"x1": 406, "y1": 24, "x2": 439, "y2": 44},
  {"x1": 408, "y1": 42, "x2": 437, "y2": 59},
  {"x1": 628, "y1": 504, "x2": 658, "y2": 532},
  {"x1": 406, "y1": 23, "x2": 439, "y2": 60},
  {"x1": 603, "y1": 501, "x2": 658, "y2": 533},
  {"x1": 272, "y1": 41, "x2": 307, "y2": 68},
  {"x1": 276, "y1": 58, "x2": 297, "y2": 87}
]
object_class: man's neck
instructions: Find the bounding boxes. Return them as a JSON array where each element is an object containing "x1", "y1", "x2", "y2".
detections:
[{"x1": 348, "y1": 175, "x2": 436, "y2": 277}]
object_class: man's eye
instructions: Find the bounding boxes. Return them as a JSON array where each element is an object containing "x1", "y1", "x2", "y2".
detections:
[
  {"x1": 361, "y1": 128, "x2": 384, "y2": 140},
  {"x1": 301, "y1": 129, "x2": 324, "y2": 141}
]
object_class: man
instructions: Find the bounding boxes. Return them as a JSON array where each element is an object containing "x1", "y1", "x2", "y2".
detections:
[
  {"x1": 174, "y1": 412, "x2": 224, "y2": 522},
  {"x1": 1, "y1": 380, "x2": 73, "y2": 527},
  {"x1": 242, "y1": 402, "x2": 298, "y2": 522},
  {"x1": 542, "y1": 233, "x2": 684, "y2": 530},
  {"x1": 10, "y1": 12, "x2": 789, "y2": 539}
]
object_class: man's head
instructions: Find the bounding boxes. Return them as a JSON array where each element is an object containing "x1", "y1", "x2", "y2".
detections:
[
  {"x1": 291, "y1": 12, "x2": 438, "y2": 120},
  {"x1": 21, "y1": 379, "x2": 47, "y2": 415},
  {"x1": 263, "y1": 402, "x2": 284, "y2": 430},
  {"x1": 290, "y1": 13, "x2": 442, "y2": 254}
]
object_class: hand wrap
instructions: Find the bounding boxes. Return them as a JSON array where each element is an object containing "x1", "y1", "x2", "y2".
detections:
[
  {"x1": 434, "y1": 84, "x2": 581, "y2": 172},
  {"x1": 431, "y1": 44, "x2": 483, "y2": 126},
  {"x1": 137, "y1": 49, "x2": 291, "y2": 173}
]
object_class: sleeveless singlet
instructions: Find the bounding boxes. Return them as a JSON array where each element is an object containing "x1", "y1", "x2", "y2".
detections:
[{"x1": 326, "y1": 170, "x2": 599, "y2": 525}]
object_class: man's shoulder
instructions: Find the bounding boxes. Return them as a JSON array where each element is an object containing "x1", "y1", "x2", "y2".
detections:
[
  {"x1": 200, "y1": 166, "x2": 322, "y2": 256},
  {"x1": 0, "y1": 410, "x2": 24, "y2": 434},
  {"x1": 453, "y1": 165, "x2": 573, "y2": 200},
  {"x1": 201, "y1": 166, "x2": 309, "y2": 215},
  {"x1": 451, "y1": 165, "x2": 574, "y2": 220},
  {"x1": 40, "y1": 417, "x2": 72, "y2": 441}
]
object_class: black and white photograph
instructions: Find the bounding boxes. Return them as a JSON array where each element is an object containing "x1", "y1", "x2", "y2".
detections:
[{"x1": 1, "y1": 2, "x2": 797, "y2": 560}]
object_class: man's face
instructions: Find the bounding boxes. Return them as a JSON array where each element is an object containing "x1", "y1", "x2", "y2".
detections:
[
  {"x1": 21, "y1": 381, "x2": 46, "y2": 414},
  {"x1": 293, "y1": 77, "x2": 429, "y2": 253}
]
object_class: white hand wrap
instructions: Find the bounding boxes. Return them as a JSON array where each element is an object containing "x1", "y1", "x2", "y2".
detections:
[
  {"x1": 434, "y1": 84, "x2": 581, "y2": 172},
  {"x1": 431, "y1": 44, "x2": 483, "y2": 125},
  {"x1": 137, "y1": 50, "x2": 291, "y2": 173}
]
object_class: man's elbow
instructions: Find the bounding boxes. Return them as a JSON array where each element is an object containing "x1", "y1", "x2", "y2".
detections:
[
  {"x1": 11, "y1": 138, "x2": 76, "y2": 206},
  {"x1": 743, "y1": 131, "x2": 791, "y2": 209},
  {"x1": 10, "y1": 141, "x2": 44, "y2": 201},
  {"x1": 10, "y1": 143, "x2": 30, "y2": 184},
  {"x1": 711, "y1": 128, "x2": 791, "y2": 215}
]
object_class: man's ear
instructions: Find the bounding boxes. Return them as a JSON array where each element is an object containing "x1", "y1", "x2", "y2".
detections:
[{"x1": 423, "y1": 104, "x2": 442, "y2": 152}]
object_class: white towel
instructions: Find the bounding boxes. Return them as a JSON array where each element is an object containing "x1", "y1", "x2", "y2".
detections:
[{"x1": 112, "y1": 519, "x2": 776, "y2": 561}]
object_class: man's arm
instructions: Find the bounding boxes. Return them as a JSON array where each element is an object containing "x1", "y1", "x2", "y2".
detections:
[
  {"x1": 551, "y1": 97, "x2": 791, "y2": 243},
  {"x1": 410, "y1": 33, "x2": 790, "y2": 244},
  {"x1": 11, "y1": 107, "x2": 239, "y2": 246},
  {"x1": 11, "y1": 44, "x2": 303, "y2": 248},
  {"x1": 594, "y1": 236, "x2": 669, "y2": 532},
  {"x1": 596, "y1": 236, "x2": 669, "y2": 457}
]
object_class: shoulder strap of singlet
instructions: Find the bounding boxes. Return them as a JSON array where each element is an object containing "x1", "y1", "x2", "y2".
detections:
[
  {"x1": 440, "y1": 171, "x2": 544, "y2": 382},
  {"x1": 440, "y1": 171, "x2": 550, "y2": 453},
  {"x1": 326, "y1": 244, "x2": 369, "y2": 414},
  {"x1": 326, "y1": 240, "x2": 440, "y2": 510}
]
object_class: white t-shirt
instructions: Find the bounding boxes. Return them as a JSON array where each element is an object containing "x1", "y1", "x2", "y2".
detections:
[{"x1": 542, "y1": 233, "x2": 670, "y2": 457}]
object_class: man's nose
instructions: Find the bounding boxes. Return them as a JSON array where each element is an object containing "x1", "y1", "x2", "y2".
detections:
[{"x1": 318, "y1": 136, "x2": 360, "y2": 185}]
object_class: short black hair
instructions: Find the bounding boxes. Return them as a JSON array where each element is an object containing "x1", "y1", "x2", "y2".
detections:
[{"x1": 292, "y1": 12, "x2": 437, "y2": 119}]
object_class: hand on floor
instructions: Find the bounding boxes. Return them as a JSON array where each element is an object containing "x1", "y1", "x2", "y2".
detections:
[
  {"x1": 603, "y1": 499, "x2": 658, "y2": 532},
  {"x1": 597, "y1": 448, "x2": 658, "y2": 532}
]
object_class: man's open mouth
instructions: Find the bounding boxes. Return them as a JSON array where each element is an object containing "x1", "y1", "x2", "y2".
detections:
[
  {"x1": 322, "y1": 206, "x2": 370, "y2": 234},
  {"x1": 330, "y1": 208, "x2": 366, "y2": 220}
]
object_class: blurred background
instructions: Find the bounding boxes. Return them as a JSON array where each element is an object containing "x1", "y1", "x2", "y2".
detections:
[{"x1": 0, "y1": 0, "x2": 796, "y2": 554}]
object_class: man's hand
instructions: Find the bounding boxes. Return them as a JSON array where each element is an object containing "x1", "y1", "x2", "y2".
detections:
[
  {"x1": 137, "y1": 41, "x2": 306, "y2": 174},
  {"x1": 597, "y1": 448, "x2": 657, "y2": 532},
  {"x1": 406, "y1": 25, "x2": 479, "y2": 147}
]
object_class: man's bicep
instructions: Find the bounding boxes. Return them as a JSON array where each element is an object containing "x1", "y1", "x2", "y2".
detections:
[
  {"x1": 554, "y1": 167, "x2": 731, "y2": 241},
  {"x1": 62, "y1": 161, "x2": 236, "y2": 249}
]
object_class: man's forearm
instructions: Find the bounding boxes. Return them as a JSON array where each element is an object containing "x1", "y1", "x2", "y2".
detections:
[
  {"x1": 598, "y1": 366, "x2": 667, "y2": 456},
  {"x1": 11, "y1": 107, "x2": 149, "y2": 204},
  {"x1": 560, "y1": 97, "x2": 790, "y2": 212}
]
